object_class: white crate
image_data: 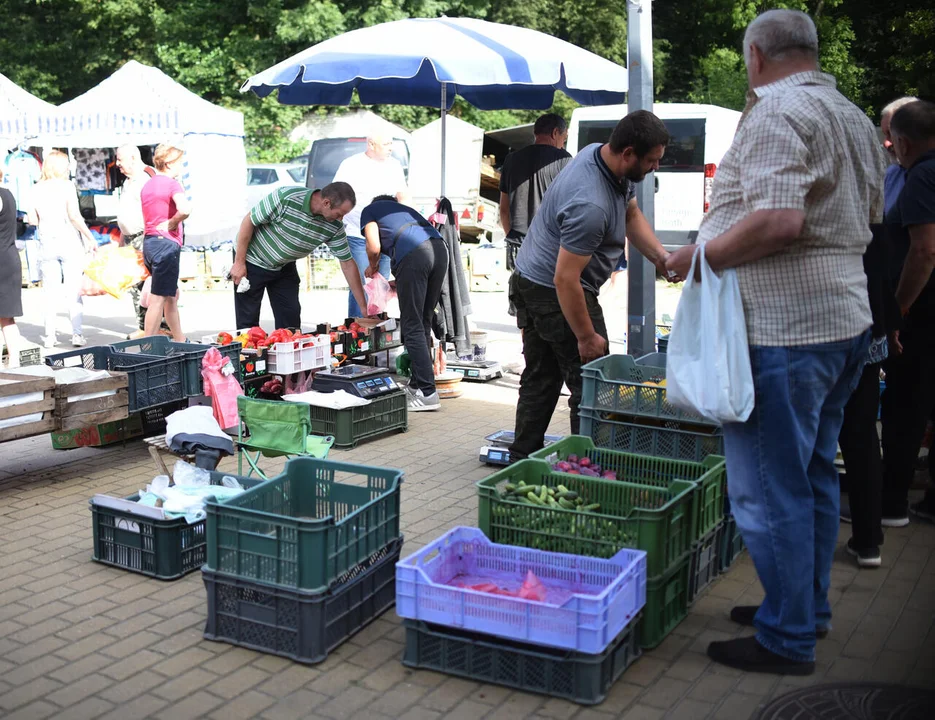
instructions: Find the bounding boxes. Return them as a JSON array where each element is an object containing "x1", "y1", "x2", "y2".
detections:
[{"x1": 267, "y1": 335, "x2": 330, "y2": 375}]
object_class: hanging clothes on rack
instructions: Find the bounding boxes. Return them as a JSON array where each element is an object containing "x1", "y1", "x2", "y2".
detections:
[
  {"x1": 431, "y1": 197, "x2": 473, "y2": 358},
  {"x1": 73, "y1": 148, "x2": 110, "y2": 192},
  {"x1": 3, "y1": 149, "x2": 41, "y2": 212}
]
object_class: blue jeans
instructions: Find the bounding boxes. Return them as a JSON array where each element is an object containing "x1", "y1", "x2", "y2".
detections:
[
  {"x1": 347, "y1": 235, "x2": 391, "y2": 317},
  {"x1": 722, "y1": 331, "x2": 870, "y2": 662}
]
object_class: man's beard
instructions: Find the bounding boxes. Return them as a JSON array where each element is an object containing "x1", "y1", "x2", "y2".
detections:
[{"x1": 625, "y1": 167, "x2": 648, "y2": 183}]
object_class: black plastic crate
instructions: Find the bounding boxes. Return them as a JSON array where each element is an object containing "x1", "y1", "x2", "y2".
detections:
[
  {"x1": 203, "y1": 536, "x2": 402, "y2": 664},
  {"x1": 402, "y1": 615, "x2": 641, "y2": 706},
  {"x1": 46, "y1": 345, "x2": 184, "y2": 412},
  {"x1": 578, "y1": 411, "x2": 725, "y2": 463},
  {"x1": 111, "y1": 337, "x2": 242, "y2": 397},
  {"x1": 90, "y1": 470, "x2": 261, "y2": 580},
  {"x1": 688, "y1": 523, "x2": 722, "y2": 604}
]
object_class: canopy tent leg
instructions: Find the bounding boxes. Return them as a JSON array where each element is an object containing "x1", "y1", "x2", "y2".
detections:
[{"x1": 440, "y1": 81, "x2": 447, "y2": 199}]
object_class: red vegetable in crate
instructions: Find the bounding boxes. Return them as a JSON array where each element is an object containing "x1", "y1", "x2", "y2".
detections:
[
  {"x1": 247, "y1": 326, "x2": 267, "y2": 345},
  {"x1": 216, "y1": 331, "x2": 233, "y2": 346},
  {"x1": 518, "y1": 570, "x2": 546, "y2": 602}
]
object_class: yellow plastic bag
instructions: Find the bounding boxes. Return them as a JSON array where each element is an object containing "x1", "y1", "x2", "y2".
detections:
[{"x1": 83, "y1": 245, "x2": 150, "y2": 299}]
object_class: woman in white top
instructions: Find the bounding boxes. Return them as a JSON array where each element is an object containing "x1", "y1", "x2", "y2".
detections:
[{"x1": 27, "y1": 150, "x2": 96, "y2": 348}]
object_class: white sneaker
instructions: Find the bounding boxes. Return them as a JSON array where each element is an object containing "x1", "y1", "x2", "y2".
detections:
[
  {"x1": 71, "y1": 334, "x2": 87, "y2": 347},
  {"x1": 408, "y1": 389, "x2": 441, "y2": 412},
  {"x1": 42, "y1": 334, "x2": 58, "y2": 349}
]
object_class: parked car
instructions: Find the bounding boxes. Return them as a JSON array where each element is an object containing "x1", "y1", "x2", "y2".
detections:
[
  {"x1": 245, "y1": 163, "x2": 306, "y2": 208},
  {"x1": 304, "y1": 137, "x2": 410, "y2": 191},
  {"x1": 568, "y1": 103, "x2": 742, "y2": 249}
]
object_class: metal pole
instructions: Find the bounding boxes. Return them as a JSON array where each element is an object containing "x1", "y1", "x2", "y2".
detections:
[
  {"x1": 626, "y1": 0, "x2": 656, "y2": 357},
  {"x1": 440, "y1": 82, "x2": 447, "y2": 198}
]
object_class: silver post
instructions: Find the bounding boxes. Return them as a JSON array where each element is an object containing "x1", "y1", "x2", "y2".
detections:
[
  {"x1": 440, "y1": 82, "x2": 447, "y2": 198},
  {"x1": 626, "y1": 0, "x2": 656, "y2": 357}
]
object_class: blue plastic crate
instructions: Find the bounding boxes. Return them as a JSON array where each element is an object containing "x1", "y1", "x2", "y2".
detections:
[{"x1": 395, "y1": 526, "x2": 646, "y2": 655}]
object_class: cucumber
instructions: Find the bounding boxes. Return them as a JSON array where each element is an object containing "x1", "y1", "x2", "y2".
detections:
[
  {"x1": 558, "y1": 498, "x2": 576, "y2": 510},
  {"x1": 504, "y1": 483, "x2": 517, "y2": 493},
  {"x1": 527, "y1": 491, "x2": 545, "y2": 506},
  {"x1": 582, "y1": 503, "x2": 601, "y2": 513},
  {"x1": 557, "y1": 491, "x2": 578, "y2": 501}
]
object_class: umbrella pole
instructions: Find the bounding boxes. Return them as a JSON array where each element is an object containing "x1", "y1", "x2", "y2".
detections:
[{"x1": 440, "y1": 81, "x2": 447, "y2": 198}]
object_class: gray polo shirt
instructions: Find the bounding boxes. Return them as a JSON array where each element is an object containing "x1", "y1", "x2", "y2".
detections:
[{"x1": 514, "y1": 143, "x2": 636, "y2": 294}]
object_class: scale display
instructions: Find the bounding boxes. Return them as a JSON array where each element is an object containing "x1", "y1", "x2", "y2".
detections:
[{"x1": 312, "y1": 365, "x2": 400, "y2": 398}]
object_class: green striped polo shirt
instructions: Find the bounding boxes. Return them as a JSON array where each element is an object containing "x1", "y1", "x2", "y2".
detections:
[{"x1": 246, "y1": 187, "x2": 352, "y2": 270}]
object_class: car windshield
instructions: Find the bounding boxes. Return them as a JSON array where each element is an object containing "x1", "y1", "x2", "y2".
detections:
[{"x1": 308, "y1": 139, "x2": 409, "y2": 188}]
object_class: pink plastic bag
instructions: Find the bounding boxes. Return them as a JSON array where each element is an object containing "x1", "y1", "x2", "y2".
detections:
[
  {"x1": 364, "y1": 273, "x2": 391, "y2": 315},
  {"x1": 201, "y1": 347, "x2": 243, "y2": 431}
]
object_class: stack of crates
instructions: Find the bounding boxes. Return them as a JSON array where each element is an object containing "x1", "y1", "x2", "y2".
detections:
[
  {"x1": 396, "y1": 527, "x2": 646, "y2": 706},
  {"x1": 574, "y1": 353, "x2": 739, "y2": 616},
  {"x1": 201, "y1": 457, "x2": 404, "y2": 664},
  {"x1": 478, "y1": 440, "x2": 724, "y2": 649}
]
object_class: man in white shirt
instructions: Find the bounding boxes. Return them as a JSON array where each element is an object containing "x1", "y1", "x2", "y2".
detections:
[{"x1": 332, "y1": 133, "x2": 408, "y2": 317}]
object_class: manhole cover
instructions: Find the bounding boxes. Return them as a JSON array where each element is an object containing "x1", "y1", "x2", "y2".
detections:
[{"x1": 754, "y1": 683, "x2": 935, "y2": 720}]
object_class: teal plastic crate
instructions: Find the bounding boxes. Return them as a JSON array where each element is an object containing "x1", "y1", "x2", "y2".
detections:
[
  {"x1": 308, "y1": 389, "x2": 408, "y2": 448},
  {"x1": 90, "y1": 469, "x2": 262, "y2": 580},
  {"x1": 640, "y1": 553, "x2": 690, "y2": 649},
  {"x1": 205, "y1": 456, "x2": 403, "y2": 592},
  {"x1": 580, "y1": 354, "x2": 718, "y2": 428},
  {"x1": 111, "y1": 337, "x2": 241, "y2": 397},
  {"x1": 402, "y1": 615, "x2": 641, "y2": 706},
  {"x1": 578, "y1": 410, "x2": 724, "y2": 462},
  {"x1": 477, "y1": 458, "x2": 696, "y2": 577},
  {"x1": 531, "y1": 436, "x2": 727, "y2": 543}
]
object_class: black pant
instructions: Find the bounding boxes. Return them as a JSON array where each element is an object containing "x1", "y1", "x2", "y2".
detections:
[
  {"x1": 395, "y1": 238, "x2": 448, "y2": 396},
  {"x1": 234, "y1": 261, "x2": 301, "y2": 330},
  {"x1": 881, "y1": 326, "x2": 935, "y2": 516},
  {"x1": 839, "y1": 361, "x2": 884, "y2": 549},
  {"x1": 509, "y1": 273, "x2": 608, "y2": 460},
  {"x1": 505, "y1": 233, "x2": 524, "y2": 317}
]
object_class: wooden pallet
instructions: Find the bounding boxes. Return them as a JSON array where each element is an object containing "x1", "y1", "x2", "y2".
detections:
[
  {"x1": 0, "y1": 372, "x2": 56, "y2": 442},
  {"x1": 52, "y1": 370, "x2": 129, "y2": 431}
]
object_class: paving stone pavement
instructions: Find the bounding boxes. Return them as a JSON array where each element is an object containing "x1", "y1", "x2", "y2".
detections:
[{"x1": 1, "y1": 378, "x2": 934, "y2": 720}]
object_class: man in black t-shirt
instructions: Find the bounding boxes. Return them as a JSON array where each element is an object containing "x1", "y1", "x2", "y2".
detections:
[
  {"x1": 499, "y1": 113, "x2": 572, "y2": 295},
  {"x1": 879, "y1": 100, "x2": 935, "y2": 524}
]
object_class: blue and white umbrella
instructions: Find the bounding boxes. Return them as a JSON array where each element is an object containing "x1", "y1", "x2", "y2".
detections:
[{"x1": 243, "y1": 16, "x2": 628, "y2": 194}]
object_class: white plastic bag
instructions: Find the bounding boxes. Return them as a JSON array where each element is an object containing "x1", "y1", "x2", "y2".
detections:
[{"x1": 665, "y1": 245, "x2": 754, "y2": 424}]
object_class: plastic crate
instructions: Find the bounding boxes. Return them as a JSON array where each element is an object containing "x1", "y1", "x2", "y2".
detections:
[
  {"x1": 580, "y1": 354, "x2": 718, "y2": 428},
  {"x1": 267, "y1": 335, "x2": 331, "y2": 375},
  {"x1": 579, "y1": 411, "x2": 724, "y2": 462},
  {"x1": 396, "y1": 527, "x2": 646, "y2": 654},
  {"x1": 138, "y1": 400, "x2": 187, "y2": 436},
  {"x1": 308, "y1": 389, "x2": 408, "y2": 448},
  {"x1": 203, "y1": 535, "x2": 401, "y2": 664},
  {"x1": 718, "y1": 515, "x2": 745, "y2": 573},
  {"x1": 205, "y1": 456, "x2": 403, "y2": 592},
  {"x1": 530, "y1": 436, "x2": 727, "y2": 545},
  {"x1": 111, "y1": 337, "x2": 242, "y2": 397},
  {"x1": 402, "y1": 616, "x2": 641, "y2": 706},
  {"x1": 90, "y1": 470, "x2": 262, "y2": 580},
  {"x1": 46, "y1": 345, "x2": 184, "y2": 412},
  {"x1": 477, "y1": 459, "x2": 695, "y2": 577},
  {"x1": 640, "y1": 553, "x2": 690, "y2": 649},
  {"x1": 688, "y1": 523, "x2": 721, "y2": 605}
]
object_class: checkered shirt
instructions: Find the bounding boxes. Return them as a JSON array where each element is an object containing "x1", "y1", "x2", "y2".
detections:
[{"x1": 697, "y1": 71, "x2": 886, "y2": 346}]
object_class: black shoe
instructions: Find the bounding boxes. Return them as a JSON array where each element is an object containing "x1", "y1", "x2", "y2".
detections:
[
  {"x1": 845, "y1": 538, "x2": 881, "y2": 568},
  {"x1": 909, "y1": 500, "x2": 935, "y2": 524},
  {"x1": 840, "y1": 502, "x2": 852, "y2": 524},
  {"x1": 729, "y1": 605, "x2": 829, "y2": 639},
  {"x1": 707, "y1": 636, "x2": 815, "y2": 676}
]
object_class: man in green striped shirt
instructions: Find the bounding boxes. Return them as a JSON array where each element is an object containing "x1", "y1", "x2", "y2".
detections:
[{"x1": 231, "y1": 182, "x2": 369, "y2": 329}]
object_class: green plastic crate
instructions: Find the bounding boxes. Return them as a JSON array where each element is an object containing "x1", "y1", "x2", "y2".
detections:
[
  {"x1": 402, "y1": 615, "x2": 641, "y2": 706},
  {"x1": 531, "y1": 436, "x2": 726, "y2": 542},
  {"x1": 308, "y1": 389, "x2": 408, "y2": 448},
  {"x1": 477, "y1": 459, "x2": 695, "y2": 577},
  {"x1": 90, "y1": 469, "x2": 262, "y2": 580},
  {"x1": 205, "y1": 456, "x2": 403, "y2": 592},
  {"x1": 640, "y1": 553, "x2": 690, "y2": 649}
]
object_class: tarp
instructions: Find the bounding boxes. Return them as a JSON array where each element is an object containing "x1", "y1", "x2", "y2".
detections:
[
  {"x1": 0, "y1": 72, "x2": 56, "y2": 149},
  {"x1": 31, "y1": 61, "x2": 247, "y2": 246}
]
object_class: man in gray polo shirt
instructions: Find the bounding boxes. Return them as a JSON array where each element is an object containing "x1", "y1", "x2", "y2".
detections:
[{"x1": 509, "y1": 110, "x2": 674, "y2": 460}]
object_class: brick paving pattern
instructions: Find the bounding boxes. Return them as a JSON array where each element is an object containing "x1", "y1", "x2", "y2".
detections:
[{"x1": 1, "y1": 378, "x2": 933, "y2": 719}]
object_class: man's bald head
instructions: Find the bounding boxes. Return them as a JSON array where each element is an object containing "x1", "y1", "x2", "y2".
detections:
[
  {"x1": 115, "y1": 144, "x2": 144, "y2": 179},
  {"x1": 366, "y1": 133, "x2": 394, "y2": 161}
]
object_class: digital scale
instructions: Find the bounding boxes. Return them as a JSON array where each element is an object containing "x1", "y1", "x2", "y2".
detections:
[
  {"x1": 446, "y1": 359, "x2": 503, "y2": 382},
  {"x1": 311, "y1": 365, "x2": 401, "y2": 398},
  {"x1": 479, "y1": 430, "x2": 564, "y2": 466}
]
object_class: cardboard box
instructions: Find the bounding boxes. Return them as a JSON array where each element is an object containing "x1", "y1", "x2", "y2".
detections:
[{"x1": 50, "y1": 413, "x2": 143, "y2": 449}]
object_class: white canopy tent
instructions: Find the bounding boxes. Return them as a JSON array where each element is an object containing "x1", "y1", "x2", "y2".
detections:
[
  {"x1": 31, "y1": 61, "x2": 247, "y2": 246},
  {"x1": 0, "y1": 72, "x2": 57, "y2": 150}
]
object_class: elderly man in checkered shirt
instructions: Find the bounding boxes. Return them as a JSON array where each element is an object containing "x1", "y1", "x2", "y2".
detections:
[{"x1": 666, "y1": 9, "x2": 886, "y2": 676}]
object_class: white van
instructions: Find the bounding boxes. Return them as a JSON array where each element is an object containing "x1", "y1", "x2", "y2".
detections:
[{"x1": 568, "y1": 103, "x2": 741, "y2": 248}]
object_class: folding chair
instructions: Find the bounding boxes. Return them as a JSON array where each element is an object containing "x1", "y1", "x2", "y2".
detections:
[{"x1": 235, "y1": 396, "x2": 335, "y2": 479}]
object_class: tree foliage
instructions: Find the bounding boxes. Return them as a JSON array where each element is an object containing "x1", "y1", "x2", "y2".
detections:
[{"x1": 0, "y1": 0, "x2": 931, "y2": 161}]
